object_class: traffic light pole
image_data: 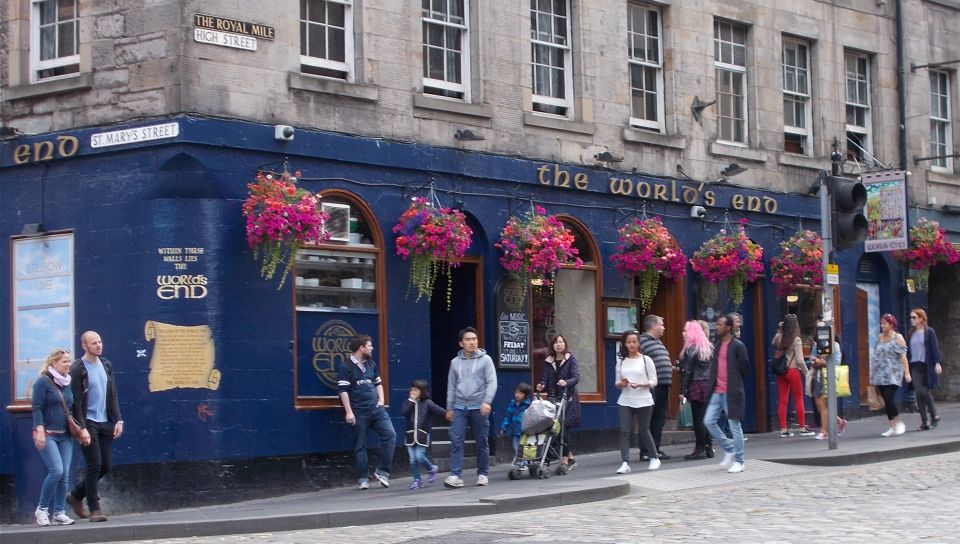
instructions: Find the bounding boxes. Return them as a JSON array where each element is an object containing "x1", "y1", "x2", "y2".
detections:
[{"x1": 822, "y1": 157, "x2": 840, "y2": 451}]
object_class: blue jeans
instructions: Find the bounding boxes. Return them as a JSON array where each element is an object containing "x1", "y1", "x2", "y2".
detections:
[
  {"x1": 511, "y1": 435, "x2": 521, "y2": 453},
  {"x1": 406, "y1": 445, "x2": 435, "y2": 480},
  {"x1": 449, "y1": 408, "x2": 490, "y2": 477},
  {"x1": 352, "y1": 407, "x2": 396, "y2": 483},
  {"x1": 704, "y1": 392, "x2": 744, "y2": 464},
  {"x1": 37, "y1": 433, "x2": 73, "y2": 514}
]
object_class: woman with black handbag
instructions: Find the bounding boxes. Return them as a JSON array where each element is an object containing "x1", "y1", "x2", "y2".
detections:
[{"x1": 32, "y1": 348, "x2": 87, "y2": 526}]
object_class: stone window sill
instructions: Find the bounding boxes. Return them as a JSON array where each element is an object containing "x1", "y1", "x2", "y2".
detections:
[
  {"x1": 288, "y1": 73, "x2": 378, "y2": 102},
  {"x1": 709, "y1": 141, "x2": 768, "y2": 164},
  {"x1": 3, "y1": 73, "x2": 94, "y2": 101},
  {"x1": 927, "y1": 169, "x2": 960, "y2": 187},
  {"x1": 778, "y1": 153, "x2": 825, "y2": 171},
  {"x1": 523, "y1": 112, "x2": 594, "y2": 135},
  {"x1": 622, "y1": 126, "x2": 685, "y2": 150},
  {"x1": 412, "y1": 94, "x2": 492, "y2": 119}
]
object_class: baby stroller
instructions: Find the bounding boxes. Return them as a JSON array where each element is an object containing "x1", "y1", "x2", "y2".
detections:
[{"x1": 508, "y1": 393, "x2": 568, "y2": 479}]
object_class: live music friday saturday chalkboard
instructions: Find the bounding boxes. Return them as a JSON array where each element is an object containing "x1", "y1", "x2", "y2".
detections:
[{"x1": 495, "y1": 274, "x2": 530, "y2": 369}]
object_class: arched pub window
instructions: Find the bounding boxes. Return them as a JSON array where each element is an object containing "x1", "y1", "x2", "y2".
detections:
[
  {"x1": 293, "y1": 190, "x2": 387, "y2": 409},
  {"x1": 530, "y1": 216, "x2": 604, "y2": 401}
]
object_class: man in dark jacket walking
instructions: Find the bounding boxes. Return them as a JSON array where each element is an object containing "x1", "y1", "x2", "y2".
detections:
[
  {"x1": 67, "y1": 331, "x2": 123, "y2": 523},
  {"x1": 704, "y1": 314, "x2": 749, "y2": 474}
]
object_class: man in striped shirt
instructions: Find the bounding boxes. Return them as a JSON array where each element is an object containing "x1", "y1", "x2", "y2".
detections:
[{"x1": 639, "y1": 315, "x2": 673, "y2": 460}]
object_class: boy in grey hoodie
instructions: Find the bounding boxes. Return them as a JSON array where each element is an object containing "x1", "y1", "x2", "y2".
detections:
[{"x1": 443, "y1": 327, "x2": 498, "y2": 488}]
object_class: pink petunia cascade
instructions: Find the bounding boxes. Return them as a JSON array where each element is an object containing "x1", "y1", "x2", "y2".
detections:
[
  {"x1": 393, "y1": 197, "x2": 473, "y2": 307},
  {"x1": 242, "y1": 169, "x2": 330, "y2": 288},
  {"x1": 609, "y1": 217, "x2": 687, "y2": 310},
  {"x1": 496, "y1": 205, "x2": 582, "y2": 290},
  {"x1": 770, "y1": 230, "x2": 824, "y2": 296},
  {"x1": 892, "y1": 218, "x2": 960, "y2": 290},
  {"x1": 690, "y1": 219, "x2": 764, "y2": 307}
]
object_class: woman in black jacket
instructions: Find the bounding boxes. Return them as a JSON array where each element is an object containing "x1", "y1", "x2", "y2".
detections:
[
  {"x1": 907, "y1": 308, "x2": 943, "y2": 430},
  {"x1": 32, "y1": 348, "x2": 85, "y2": 526},
  {"x1": 679, "y1": 320, "x2": 715, "y2": 460},
  {"x1": 536, "y1": 333, "x2": 581, "y2": 474}
]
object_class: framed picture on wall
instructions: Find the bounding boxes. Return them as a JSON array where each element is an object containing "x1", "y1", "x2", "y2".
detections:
[{"x1": 603, "y1": 299, "x2": 638, "y2": 338}]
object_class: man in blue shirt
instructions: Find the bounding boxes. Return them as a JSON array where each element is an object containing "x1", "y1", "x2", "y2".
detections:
[
  {"x1": 67, "y1": 331, "x2": 123, "y2": 523},
  {"x1": 336, "y1": 335, "x2": 396, "y2": 490}
]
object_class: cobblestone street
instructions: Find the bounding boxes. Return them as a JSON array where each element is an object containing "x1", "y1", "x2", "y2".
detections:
[{"x1": 120, "y1": 451, "x2": 959, "y2": 544}]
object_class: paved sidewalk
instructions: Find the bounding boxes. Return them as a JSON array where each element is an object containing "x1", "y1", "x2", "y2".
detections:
[{"x1": 4, "y1": 403, "x2": 959, "y2": 544}]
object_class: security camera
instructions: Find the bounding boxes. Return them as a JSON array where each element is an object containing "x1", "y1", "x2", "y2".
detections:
[
  {"x1": 274, "y1": 125, "x2": 295, "y2": 141},
  {"x1": 690, "y1": 205, "x2": 706, "y2": 219}
]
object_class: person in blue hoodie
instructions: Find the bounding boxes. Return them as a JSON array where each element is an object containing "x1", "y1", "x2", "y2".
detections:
[
  {"x1": 443, "y1": 327, "x2": 498, "y2": 488},
  {"x1": 499, "y1": 382, "x2": 532, "y2": 453}
]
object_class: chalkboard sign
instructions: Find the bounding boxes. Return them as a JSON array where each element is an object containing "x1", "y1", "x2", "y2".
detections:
[{"x1": 495, "y1": 274, "x2": 530, "y2": 369}]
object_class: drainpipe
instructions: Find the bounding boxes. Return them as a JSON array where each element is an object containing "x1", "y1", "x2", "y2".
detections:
[{"x1": 895, "y1": 0, "x2": 912, "y2": 325}]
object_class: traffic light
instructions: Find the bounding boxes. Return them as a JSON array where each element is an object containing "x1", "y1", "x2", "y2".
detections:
[{"x1": 830, "y1": 175, "x2": 867, "y2": 249}]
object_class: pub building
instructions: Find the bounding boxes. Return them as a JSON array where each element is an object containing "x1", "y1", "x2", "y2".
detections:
[{"x1": 0, "y1": 115, "x2": 920, "y2": 520}]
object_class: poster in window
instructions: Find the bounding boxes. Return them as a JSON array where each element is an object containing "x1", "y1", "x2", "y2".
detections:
[
  {"x1": 495, "y1": 274, "x2": 530, "y2": 369},
  {"x1": 13, "y1": 234, "x2": 74, "y2": 401}
]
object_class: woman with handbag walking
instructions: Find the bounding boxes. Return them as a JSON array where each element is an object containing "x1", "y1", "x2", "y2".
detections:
[
  {"x1": 32, "y1": 348, "x2": 89, "y2": 526},
  {"x1": 771, "y1": 315, "x2": 815, "y2": 438},
  {"x1": 870, "y1": 314, "x2": 912, "y2": 436},
  {"x1": 906, "y1": 309, "x2": 943, "y2": 431},
  {"x1": 809, "y1": 331, "x2": 848, "y2": 440}
]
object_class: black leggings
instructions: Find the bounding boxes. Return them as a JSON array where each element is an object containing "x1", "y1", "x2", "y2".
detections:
[
  {"x1": 910, "y1": 363, "x2": 938, "y2": 424},
  {"x1": 878, "y1": 384, "x2": 900, "y2": 420},
  {"x1": 690, "y1": 399, "x2": 712, "y2": 451}
]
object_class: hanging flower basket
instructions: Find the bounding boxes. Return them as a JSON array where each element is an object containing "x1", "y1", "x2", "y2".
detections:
[
  {"x1": 242, "y1": 169, "x2": 329, "y2": 288},
  {"x1": 893, "y1": 217, "x2": 960, "y2": 290},
  {"x1": 770, "y1": 230, "x2": 823, "y2": 296},
  {"x1": 690, "y1": 219, "x2": 764, "y2": 307},
  {"x1": 393, "y1": 196, "x2": 473, "y2": 307},
  {"x1": 496, "y1": 205, "x2": 582, "y2": 290},
  {"x1": 609, "y1": 216, "x2": 687, "y2": 311}
]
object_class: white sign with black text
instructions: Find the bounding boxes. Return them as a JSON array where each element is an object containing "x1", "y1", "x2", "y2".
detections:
[{"x1": 193, "y1": 27, "x2": 258, "y2": 51}]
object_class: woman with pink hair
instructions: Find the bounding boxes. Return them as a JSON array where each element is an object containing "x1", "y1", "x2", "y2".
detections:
[{"x1": 679, "y1": 320, "x2": 715, "y2": 460}]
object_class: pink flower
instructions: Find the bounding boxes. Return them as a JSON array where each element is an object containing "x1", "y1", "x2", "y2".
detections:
[
  {"x1": 770, "y1": 230, "x2": 823, "y2": 296},
  {"x1": 496, "y1": 206, "x2": 581, "y2": 288}
]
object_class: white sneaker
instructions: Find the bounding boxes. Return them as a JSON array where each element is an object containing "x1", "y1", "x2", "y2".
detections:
[
  {"x1": 35, "y1": 507, "x2": 50, "y2": 526},
  {"x1": 51, "y1": 512, "x2": 75, "y2": 525},
  {"x1": 373, "y1": 471, "x2": 390, "y2": 488},
  {"x1": 476, "y1": 474, "x2": 489, "y2": 486},
  {"x1": 881, "y1": 428, "x2": 895, "y2": 437},
  {"x1": 444, "y1": 475, "x2": 464, "y2": 488},
  {"x1": 648, "y1": 458, "x2": 661, "y2": 471},
  {"x1": 357, "y1": 480, "x2": 369, "y2": 490},
  {"x1": 727, "y1": 462, "x2": 744, "y2": 473},
  {"x1": 814, "y1": 432, "x2": 827, "y2": 440},
  {"x1": 895, "y1": 421, "x2": 906, "y2": 435},
  {"x1": 616, "y1": 461, "x2": 631, "y2": 474},
  {"x1": 719, "y1": 452, "x2": 735, "y2": 469}
]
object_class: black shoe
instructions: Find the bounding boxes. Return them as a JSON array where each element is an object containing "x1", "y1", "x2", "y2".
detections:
[
  {"x1": 657, "y1": 450, "x2": 671, "y2": 460},
  {"x1": 639, "y1": 454, "x2": 650, "y2": 462},
  {"x1": 684, "y1": 449, "x2": 705, "y2": 460},
  {"x1": 917, "y1": 424, "x2": 931, "y2": 431},
  {"x1": 932, "y1": 415, "x2": 941, "y2": 428},
  {"x1": 704, "y1": 448, "x2": 715, "y2": 458}
]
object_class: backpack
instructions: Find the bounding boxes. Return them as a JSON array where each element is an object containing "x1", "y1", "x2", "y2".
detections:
[{"x1": 772, "y1": 350, "x2": 789, "y2": 376}]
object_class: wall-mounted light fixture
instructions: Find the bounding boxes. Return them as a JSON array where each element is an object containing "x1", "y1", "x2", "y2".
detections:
[
  {"x1": 786, "y1": 294, "x2": 800, "y2": 303},
  {"x1": 594, "y1": 150, "x2": 624, "y2": 163},
  {"x1": 718, "y1": 162, "x2": 748, "y2": 182},
  {"x1": 274, "y1": 125, "x2": 295, "y2": 141},
  {"x1": 455, "y1": 129, "x2": 485, "y2": 141},
  {"x1": 691, "y1": 95, "x2": 716, "y2": 123},
  {"x1": 21, "y1": 223, "x2": 45, "y2": 236}
]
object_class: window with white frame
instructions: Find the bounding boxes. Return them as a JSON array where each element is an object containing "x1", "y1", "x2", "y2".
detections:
[
  {"x1": 714, "y1": 20, "x2": 747, "y2": 144},
  {"x1": 930, "y1": 71, "x2": 953, "y2": 172},
  {"x1": 844, "y1": 51, "x2": 872, "y2": 163},
  {"x1": 627, "y1": 2, "x2": 663, "y2": 131},
  {"x1": 782, "y1": 38, "x2": 812, "y2": 155},
  {"x1": 300, "y1": 0, "x2": 353, "y2": 81},
  {"x1": 422, "y1": 0, "x2": 470, "y2": 100},
  {"x1": 30, "y1": 0, "x2": 80, "y2": 82},
  {"x1": 530, "y1": 0, "x2": 573, "y2": 117}
]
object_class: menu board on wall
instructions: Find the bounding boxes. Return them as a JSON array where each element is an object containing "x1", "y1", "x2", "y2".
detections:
[{"x1": 495, "y1": 274, "x2": 530, "y2": 369}]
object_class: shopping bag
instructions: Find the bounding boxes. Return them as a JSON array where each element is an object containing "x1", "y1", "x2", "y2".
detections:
[
  {"x1": 820, "y1": 366, "x2": 852, "y2": 398},
  {"x1": 866, "y1": 384, "x2": 885, "y2": 410},
  {"x1": 677, "y1": 401, "x2": 693, "y2": 429}
]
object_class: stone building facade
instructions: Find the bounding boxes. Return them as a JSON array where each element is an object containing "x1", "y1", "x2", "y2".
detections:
[{"x1": 2, "y1": 0, "x2": 959, "y2": 522}]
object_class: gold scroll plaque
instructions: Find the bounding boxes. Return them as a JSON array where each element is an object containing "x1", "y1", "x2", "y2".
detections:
[{"x1": 145, "y1": 320, "x2": 221, "y2": 392}]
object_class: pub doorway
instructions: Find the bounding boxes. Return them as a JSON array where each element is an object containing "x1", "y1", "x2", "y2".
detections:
[{"x1": 429, "y1": 259, "x2": 483, "y2": 408}]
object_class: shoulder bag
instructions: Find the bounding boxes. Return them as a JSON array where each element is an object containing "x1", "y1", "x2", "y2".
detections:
[{"x1": 48, "y1": 376, "x2": 84, "y2": 438}]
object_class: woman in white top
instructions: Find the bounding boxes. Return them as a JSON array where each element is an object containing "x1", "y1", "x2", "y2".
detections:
[{"x1": 615, "y1": 330, "x2": 660, "y2": 473}]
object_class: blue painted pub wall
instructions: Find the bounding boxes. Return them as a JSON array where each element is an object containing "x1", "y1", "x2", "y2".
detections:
[{"x1": 0, "y1": 115, "x2": 906, "y2": 509}]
